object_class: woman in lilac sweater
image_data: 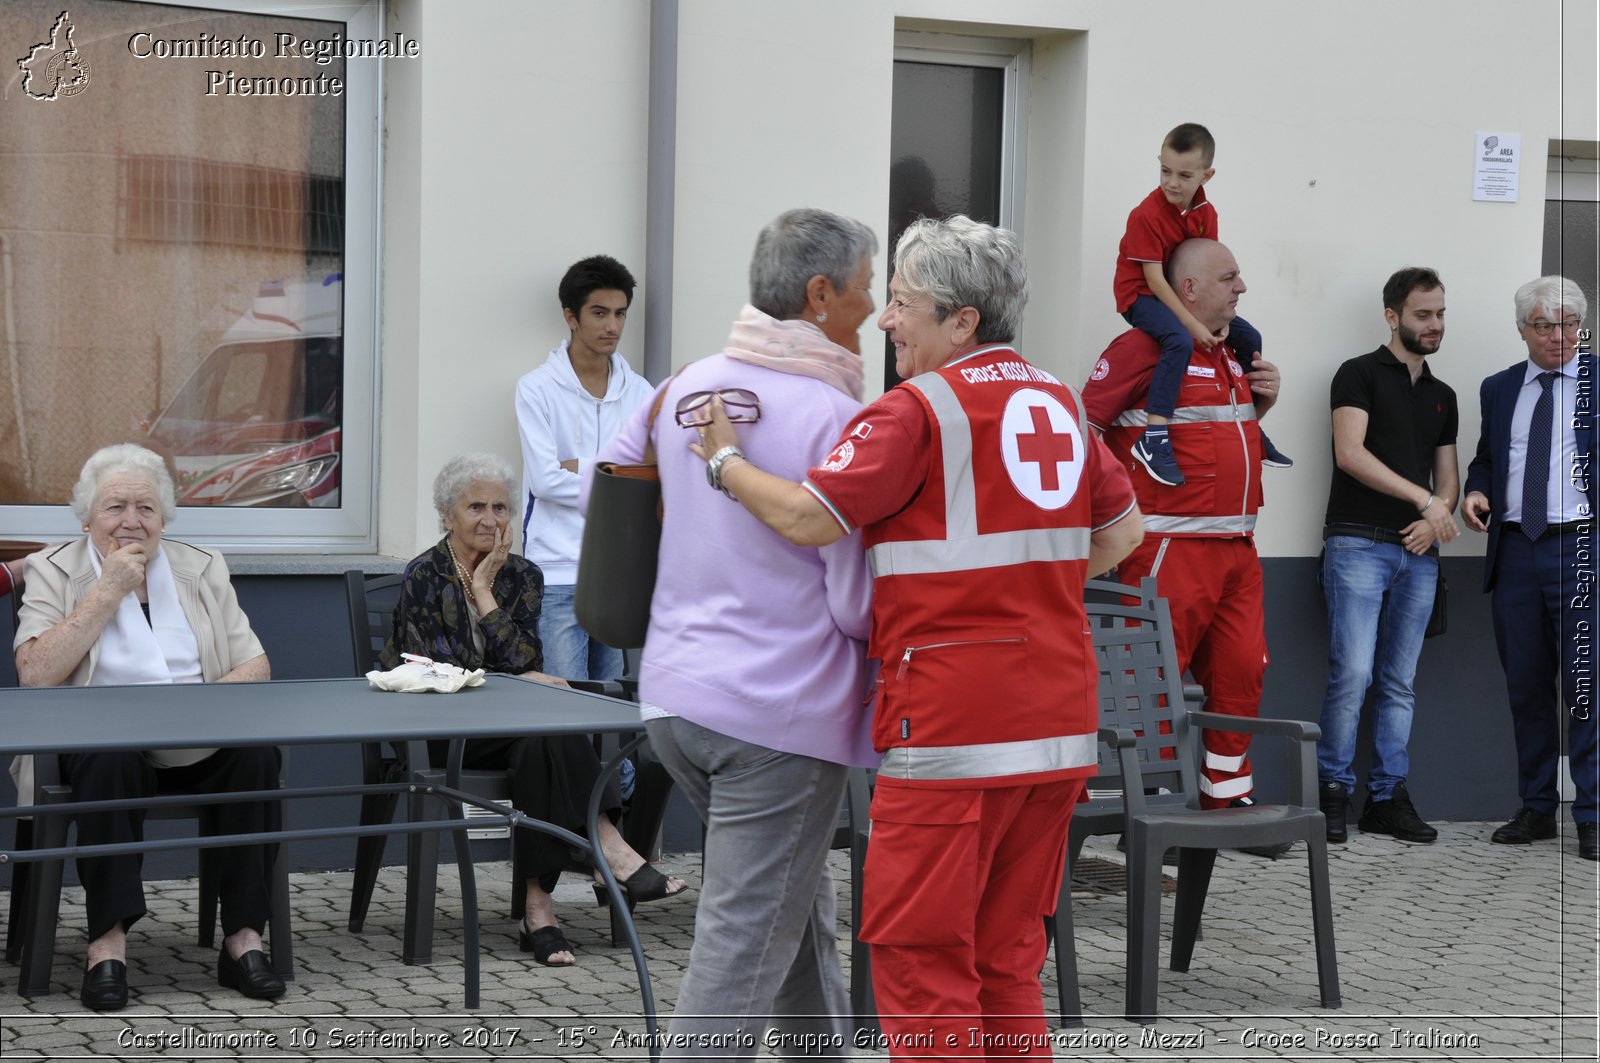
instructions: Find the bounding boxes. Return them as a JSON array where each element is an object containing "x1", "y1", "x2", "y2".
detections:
[{"x1": 587, "y1": 207, "x2": 876, "y2": 1054}]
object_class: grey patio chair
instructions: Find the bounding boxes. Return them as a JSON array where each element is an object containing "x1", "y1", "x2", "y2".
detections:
[
  {"x1": 342, "y1": 570, "x2": 663, "y2": 959},
  {"x1": 3, "y1": 589, "x2": 292, "y2": 998},
  {"x1": 6, "y1": 752, "x2": 292, "y2": 998},
  {"x1": 1051, "y1": 587, "x2": 1339, "y2": 1025}
]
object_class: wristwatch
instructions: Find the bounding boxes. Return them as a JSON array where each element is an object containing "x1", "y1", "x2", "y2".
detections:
[{"x1": 705, "y1": 445, "x2": 746, "y2": 499}]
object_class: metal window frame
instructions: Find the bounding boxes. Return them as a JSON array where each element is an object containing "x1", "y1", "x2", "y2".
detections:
[
  {"x1": 1547, "y1": 151, "x2": 1600, "y2": 201},
  {"x1": 893, "y1": 30, "x2": 1031, "y2": 238}
]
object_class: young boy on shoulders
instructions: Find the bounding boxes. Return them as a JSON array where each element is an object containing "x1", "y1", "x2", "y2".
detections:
[{"x1": 1112, "y1": 122, "x2": 1291, "y2": 485}]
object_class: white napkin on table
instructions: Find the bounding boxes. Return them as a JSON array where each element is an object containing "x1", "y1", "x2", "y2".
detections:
[{"x1": 366, "y1": 655, "x2": 486, "y2": 694}]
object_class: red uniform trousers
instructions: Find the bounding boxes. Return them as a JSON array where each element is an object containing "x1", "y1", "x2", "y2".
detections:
[
  {"x1": 861, "y1": 775, "x2": 1084, "y2": 1060},
  {"x1": 1119, "y1": 535, "x2": 1267, "y2": 809}
]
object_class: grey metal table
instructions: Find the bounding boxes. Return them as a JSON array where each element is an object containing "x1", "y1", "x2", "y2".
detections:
[{"x1": 0, "y1": 675, "x2": 657, "y2": 1042}]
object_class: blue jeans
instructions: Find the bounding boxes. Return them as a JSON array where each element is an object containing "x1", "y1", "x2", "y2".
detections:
[
  {"x1": 537, "y1": 583, "x2": 625, "y2": 681},
  {"x1": 1316, "y1": 536, "x2": 1437, "y2": 799},
  {"x1": 1123, "y1": 294, "x2": 1263, "y2": 419}
]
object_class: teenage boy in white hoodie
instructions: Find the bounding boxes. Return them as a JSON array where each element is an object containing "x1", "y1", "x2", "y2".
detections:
[{"x1": 515, "y1": 255, "x2": 654, "y2": 682}]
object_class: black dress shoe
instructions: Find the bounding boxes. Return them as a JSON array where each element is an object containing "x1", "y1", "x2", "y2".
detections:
[
  {"x1": 1579, "y1": 822, "x2": 1599, "y2": 862},
  {"x1": 217, "y1": 946, "x2": 286, "y2": 1000},
  {"x1": 80, "y1": 959, "x2": 129, "y2": 1011},
  {"x1": 1490, "y1": 807, "x2": 1558, "y2": 845}
]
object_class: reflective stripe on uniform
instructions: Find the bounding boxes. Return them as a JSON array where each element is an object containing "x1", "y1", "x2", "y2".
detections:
[
  {"x1": 868, "y1": 526, "x2": 1091, "y2": 577},
  {"x1": 1113, "y1": 403, "x2": 1258, "y2": 428},
  {"x1": 1149, "y1": 536, "x2": 1173, "y2": 576},
  {"x1": 1198, "y1": 774, "x2": 1253, "y2": 799},
  {"x1": 879, "y1": 732, "x2": 1098, "y2": 781},
  {"x1": 1142, "y1": 513, "x2": 1258, "y2": 535},
  {"x1": 879, "y1": 356, "x2": 1092, "y2": 576},
  {"x1": 1204, "y1": 750, "x2": 1247, "y2": 772},
  {"x1": 905, "y1": 371, "x2": 978, "y2": 538}
]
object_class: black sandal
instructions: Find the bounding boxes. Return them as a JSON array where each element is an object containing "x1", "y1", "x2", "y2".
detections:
[
  {"x1": 519, "y1": 923, "x2": 575, "y2": 966},
  {"x1": 621, "y1": 863, "x2": 688, "y2": 904}
]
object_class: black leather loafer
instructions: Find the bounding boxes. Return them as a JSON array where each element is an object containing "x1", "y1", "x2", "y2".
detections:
[
  {"x1": 80, "y1": 958, "x2": 129, "y2": 1011},
  {"x1": 1490, "y1": 807, "x2": 1558, "y2": 845},
  {"x1": 217, "y1": 946, "x2": 286, "y2": 1000},
  {"x1": 1579, "y1": 822, "x2": 1599, "y2": 862}
]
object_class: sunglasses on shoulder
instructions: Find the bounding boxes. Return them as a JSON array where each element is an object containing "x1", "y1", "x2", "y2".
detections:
[{"x1": 675, "y1": 388, "x2": 762, "y2": 427}]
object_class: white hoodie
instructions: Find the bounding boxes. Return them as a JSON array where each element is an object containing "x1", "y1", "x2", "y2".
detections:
[{"x1": 515, "y1": 340, "x2": 656, "y2": 585}]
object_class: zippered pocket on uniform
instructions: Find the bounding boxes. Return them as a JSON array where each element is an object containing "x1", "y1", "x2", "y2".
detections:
[
  {"x1": 876, "y1": 631, "x2": 1033, "y2": 750},
  {"x1": 896, "y1": 635, "x2": 1028, "y2": 680}
]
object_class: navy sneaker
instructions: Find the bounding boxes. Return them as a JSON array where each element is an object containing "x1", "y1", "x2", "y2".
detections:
[
  {"x1": 1260, "y1": 431, "x2": 1294, "y2": 469},
  {"x1": 1132, "y1": 428, "x2": 1185, "y2": 486}
]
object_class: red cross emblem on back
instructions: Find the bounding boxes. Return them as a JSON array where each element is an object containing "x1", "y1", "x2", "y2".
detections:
[
  {"x1": 1016, "y1": 406, "x2": 1074, "y2": 490},
  {"x1": 999, "y1": 388, "x2": 1086, "y2": 510}
]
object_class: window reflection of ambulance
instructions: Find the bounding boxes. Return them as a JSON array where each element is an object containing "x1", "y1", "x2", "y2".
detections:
[{"x1": 144, "y1": 276, "x2": 343, "y2": 507}]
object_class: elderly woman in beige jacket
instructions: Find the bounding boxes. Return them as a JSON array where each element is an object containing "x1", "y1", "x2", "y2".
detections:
[{"x1": 13, "y1": 444, "x2": 282, "y2": 1012}]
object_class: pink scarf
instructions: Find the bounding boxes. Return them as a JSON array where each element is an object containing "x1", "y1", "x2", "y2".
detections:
[{"x1": 722, "y1": 304, "x2": 864, "y2": 401}]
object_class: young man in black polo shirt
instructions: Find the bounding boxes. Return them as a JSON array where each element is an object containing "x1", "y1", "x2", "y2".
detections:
[{"x1": 1316, "y1": 267, "x2": 1461, "y2": 845}]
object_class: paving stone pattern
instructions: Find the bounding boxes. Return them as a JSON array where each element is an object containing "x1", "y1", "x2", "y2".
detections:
[{"x1": 1, "y1": 822, "x2": 1596, "y2": 1060}]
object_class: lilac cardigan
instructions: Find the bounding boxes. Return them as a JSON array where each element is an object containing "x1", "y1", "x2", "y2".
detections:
[{"x1": 583, "y1": 353, "x2": 876, "y2": 767}]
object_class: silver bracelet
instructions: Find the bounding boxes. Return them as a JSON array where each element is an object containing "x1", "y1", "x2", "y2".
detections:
[
  {"x1": 705, "y1": 445, "x2": 746, "y2": 499},
  {"x1": 1418, "y1": 493, "x2": 1436, "y2": 514}
]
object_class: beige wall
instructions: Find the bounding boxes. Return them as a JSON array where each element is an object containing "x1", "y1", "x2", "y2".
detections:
[
  {"x1": 378, "y1": 0, "x2": 650, "y2": 557},
  {"x1": 384, "y1": 0, "x2": 1594, "y2": 558}
]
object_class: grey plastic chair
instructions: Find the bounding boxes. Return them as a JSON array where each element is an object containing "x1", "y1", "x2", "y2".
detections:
[
  {"x1": 342, "y1": 570, "x2": 658, "y2": 958},
  {"x1": 1051, "y1": 587, "x2": 1339, "y2": 1025},
  {"x1": 8, "y1": 752, "x2": 292, "y2": 998},
  {"x1": 842, "y1": 767, "x2": 875, "y2": 1037},
  {"x1": 1048, "y1": 577, "x2": 1162, "y2": 1026},
  {"x1": 4, "y1": 588, "x2": 292, "y2": 997}
]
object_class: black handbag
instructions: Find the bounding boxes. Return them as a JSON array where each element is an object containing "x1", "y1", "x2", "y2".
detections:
[
  {"x1": 1425, "y1": 563, "x2": 1448, "y2": 639},
  {"x1": 573, "y1": 388, "x2": 670, "y2": 650}
]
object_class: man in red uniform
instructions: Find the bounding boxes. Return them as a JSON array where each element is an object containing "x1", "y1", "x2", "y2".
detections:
[
  {"x1": 693, "y1": 216, "x2": 1143, "y2": 1056},
  {"x1": 1082, "y1": 238, "x2": 1289, "y2": 839}
]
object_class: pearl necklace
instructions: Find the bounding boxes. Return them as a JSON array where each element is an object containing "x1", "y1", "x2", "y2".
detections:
[{"x1": 444, "y1": 538, "x2": 476, "y2": 592}]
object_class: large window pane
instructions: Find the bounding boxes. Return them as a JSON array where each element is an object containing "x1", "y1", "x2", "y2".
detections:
[
  {"x1": 1, "y1": 0, "x2": 361, "y2": 524},
  {"x1": 884, "y1": 59, "x2": 1006, "y2": 389},
  {"x1": 1543, "y1": 200, "x2": 1598, "y2": 330}
]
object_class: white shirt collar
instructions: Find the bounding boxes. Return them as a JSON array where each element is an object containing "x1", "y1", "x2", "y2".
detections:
[{"x1": 1521, "y1": 357, "x2": 1581, "y2": 385}]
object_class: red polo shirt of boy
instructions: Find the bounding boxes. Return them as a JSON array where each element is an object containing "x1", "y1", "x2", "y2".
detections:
[{"x1": 1113, "y1": 186, "x2": 1220, "y2": 312}]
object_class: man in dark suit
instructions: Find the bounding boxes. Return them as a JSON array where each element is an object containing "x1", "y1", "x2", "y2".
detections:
[{"x1": 1463, "y1": 275, "x2": 1597, "y2": 861}]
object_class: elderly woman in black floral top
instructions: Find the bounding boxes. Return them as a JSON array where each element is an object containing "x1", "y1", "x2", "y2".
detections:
[{"x1": 380, "y1": 453, "x2": 684, "y2": 966}]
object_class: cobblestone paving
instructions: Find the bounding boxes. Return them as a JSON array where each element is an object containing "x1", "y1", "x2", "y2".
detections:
[{"x1": 1, "y1": 821, "x2": 1595, "y2": 1060}]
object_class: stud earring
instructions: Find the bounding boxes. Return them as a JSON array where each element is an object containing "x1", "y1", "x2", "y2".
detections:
[{"x1": 817, "y1": 312, "x2": 828, "y2": 323}]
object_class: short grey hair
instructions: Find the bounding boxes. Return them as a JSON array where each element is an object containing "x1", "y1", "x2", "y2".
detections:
[
  {"x1": 748, "y1": 208, "x2": 878, "y2": 320},
  {"x1": 71, "y1": 443, "x2": 176, "y2": 525},
  {"x1": 432, "y1": 452, "x2": 519, "y2": 531},
  {"x1": 892, "y1": 215, "x2": 1027, "y2": 343},
  {"x1": 1514, "y1": 275, "x2": 1587, "y2": 328}
]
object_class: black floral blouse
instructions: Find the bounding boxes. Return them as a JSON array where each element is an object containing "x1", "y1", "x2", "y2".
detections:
[{"x1": 378, "y1": 539, "x2": 545, "y2": 674}]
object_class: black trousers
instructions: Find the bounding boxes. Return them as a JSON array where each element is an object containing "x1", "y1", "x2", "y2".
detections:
[
  {"x1": 59, "y1": 747, "x2": 282, "y2": 941},
  {"x1": 430, "y1": 735, "x2": 622, "y2": 894}
]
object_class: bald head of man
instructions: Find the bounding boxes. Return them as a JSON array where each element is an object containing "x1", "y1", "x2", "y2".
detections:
[{"x1": 1166, "y1": 238, "x2": 1246, "y2": 337}]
